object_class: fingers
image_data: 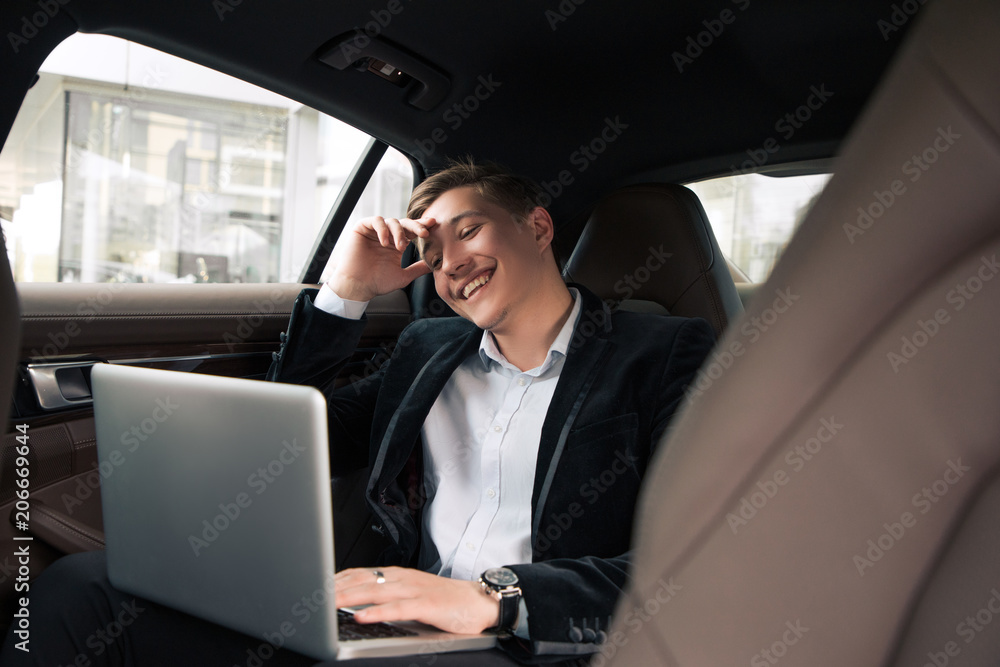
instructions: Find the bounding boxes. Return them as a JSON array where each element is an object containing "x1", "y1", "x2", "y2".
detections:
[
  {"x1": 402, "y1": 260, "x2": 432, "y2": 282},
  {"x1": 334, "y1": 566, "x2": 406, "y2": 593},
  {"x1": 383, "y1": 218, "x2": 408, "y2": 251},
  {"x1": 360, "y1": 217, "x2": 436, "y2": 251},
  {"x1": 334, "y1": 566, "x2": 392, "y2": 590},
  {"x1": 334, "y1": 567, "x2": 412, "y2": 610},
  {"x1": 401, "y1": 216, "x2": 437, "y2": 237},
  {"x1": 352, "y1": 598, "x2": 433, "y2": 626},
  {"x1": 332, "y1": 569, "x2": 495, "y2": 634},
  {"x1": 370, "y1": 216, "x2": 391, "y2": 248}
]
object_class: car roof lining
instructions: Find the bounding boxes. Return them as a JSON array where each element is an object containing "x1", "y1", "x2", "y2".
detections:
[{"x1": 0, "y1": 0, "x2": 920, "y2": 222}]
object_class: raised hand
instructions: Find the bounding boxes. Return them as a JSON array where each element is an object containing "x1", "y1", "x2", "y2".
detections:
[{"x1": 326, "y1": 216, "x2": 437, "y2": 302}]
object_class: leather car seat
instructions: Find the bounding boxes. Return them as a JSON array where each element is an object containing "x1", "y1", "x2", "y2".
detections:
[
  {"x1": 562, "y1": 183, "x2": 744, "y2": 337},
  {"x1": 606, "y1": 0, "x2": 1000, "y2": 664}
]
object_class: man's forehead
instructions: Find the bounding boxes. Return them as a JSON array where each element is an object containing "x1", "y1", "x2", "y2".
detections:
[{"x1": 421, "y1": 209, "x2": 488, "y2": 251}]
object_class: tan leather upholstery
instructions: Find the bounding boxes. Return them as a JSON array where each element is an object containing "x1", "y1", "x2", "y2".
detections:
[
  {"x1": 562, "y1": 183, "x2": 743, "y2": 336},
  {"x1": 606, "y1": 0, "x2": 1000, "y2": 664}
]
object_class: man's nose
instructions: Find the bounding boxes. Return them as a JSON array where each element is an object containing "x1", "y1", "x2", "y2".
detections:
[{"x1": 441, "y1": 243, "x2": 469, "y2": 276}]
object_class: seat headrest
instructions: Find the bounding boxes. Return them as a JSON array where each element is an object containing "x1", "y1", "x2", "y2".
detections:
[{"x1": 562, "y1": 183, "x2": 742, "y2": 335}]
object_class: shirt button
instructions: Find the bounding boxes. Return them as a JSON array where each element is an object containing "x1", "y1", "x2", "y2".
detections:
[
  {"x1": 466, "y1": 542, "x2": 476, "y2": 551},
  {"x1": 493, "y1": 425, "x2": 502, "y2": 433},
  {"x1": 517, "y1": 377, "x2": 527, "y2": 386},
  {"x1": 487, "y1": 488, "x2": 496, "y2": 498}
]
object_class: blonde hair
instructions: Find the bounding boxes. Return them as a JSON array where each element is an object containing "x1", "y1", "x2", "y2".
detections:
[{"x1": 407, "y1": 158, "x2": 545, "y2": 257}]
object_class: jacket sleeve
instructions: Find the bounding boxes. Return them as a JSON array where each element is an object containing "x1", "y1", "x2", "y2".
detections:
[
  {"x1": 503, "y1": 317, "x2": 716, "y2": 662},
  {"x1": 266, "y1": 288, "x2": 381, "y2": 475}
]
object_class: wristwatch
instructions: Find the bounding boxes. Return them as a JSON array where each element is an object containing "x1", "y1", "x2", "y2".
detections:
[{"x1": 479, "y1": 567, "x2": 521, "y2": 636}]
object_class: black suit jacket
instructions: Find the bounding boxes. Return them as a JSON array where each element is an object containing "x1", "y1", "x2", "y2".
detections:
[{"x1": 267, "y1": 285, "x2": 714, "y2": 661}]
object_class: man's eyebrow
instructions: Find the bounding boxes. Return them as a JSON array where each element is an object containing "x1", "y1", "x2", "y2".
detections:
[{"x1": 421, "y1": 210, "x2": 487, "y2": 252}]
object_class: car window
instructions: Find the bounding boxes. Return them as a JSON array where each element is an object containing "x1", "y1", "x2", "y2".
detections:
[
  {"x1": 0, "y1": 34, "x2": 412, "y2": 284},
  {"x1": 317, "y1": 148, "x2": 413, "y2": 285},
  {"x1": 686, "y1": 172, "x2": 831, "y2": 282}
]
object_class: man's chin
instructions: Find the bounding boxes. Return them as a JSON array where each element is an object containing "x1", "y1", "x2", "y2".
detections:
[
  {"x1": 474, "y1": 306, "x2": 510, "y2": 333},
  {"x1": 444, "y1": 296, "x2": 509, "y2": 332}
]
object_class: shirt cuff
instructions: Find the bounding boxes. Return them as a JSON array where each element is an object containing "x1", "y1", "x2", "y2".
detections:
[
  {"x1": 314, "y1": 283, "x2": 369, "y2": 320},
  {"x1": 513, "y1": 598, "x2": 530, "y2": 639}
]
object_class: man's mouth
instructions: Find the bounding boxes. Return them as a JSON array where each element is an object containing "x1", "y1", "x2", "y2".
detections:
[{"x1": 461, "y1": 270, "x2": 493, "y2": 299}]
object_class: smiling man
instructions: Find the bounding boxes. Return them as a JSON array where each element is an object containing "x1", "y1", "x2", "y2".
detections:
[
  {"x1": 268, "y1": 160, "x2": 717, "y2": 663},
  {"x1": 1, "y1": 161, "x2": 715, "y2": 667}
]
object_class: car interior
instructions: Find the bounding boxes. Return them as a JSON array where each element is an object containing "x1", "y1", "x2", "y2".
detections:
[
  {"x1": 1, "y1": 0, "x2": 997, "y2": 663},
  {"x1": 606, "y1": 0, "x2": 1000, "y2": 664}
]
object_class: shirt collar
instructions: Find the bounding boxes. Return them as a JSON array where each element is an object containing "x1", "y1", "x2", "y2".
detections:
[{"x1": 477, "y1": 288, "x2": 583, "y2": 376}]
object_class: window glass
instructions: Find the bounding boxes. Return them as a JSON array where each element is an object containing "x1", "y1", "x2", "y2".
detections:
[
  {"x1": 318, "y1": 148, "x2": 413, "y2": 285},
  {"x1": 0, "y1": 34, "x2": 412, "y2": 283},
  {"x1": 686, "y1": 172, "x2": 831, "y2": 282}
]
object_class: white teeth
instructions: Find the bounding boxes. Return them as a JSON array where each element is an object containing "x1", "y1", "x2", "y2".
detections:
[{"x1": 462, "y1": 272, "x2": 491, "y2": 299}]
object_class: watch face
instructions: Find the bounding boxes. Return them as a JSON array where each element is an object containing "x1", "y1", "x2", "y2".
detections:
[{"x1": 484, "y1": 567, "x2": 519, "y2": 587}]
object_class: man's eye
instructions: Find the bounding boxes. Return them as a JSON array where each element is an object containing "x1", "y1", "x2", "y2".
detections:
[
  {"x1": 429, "y1": 257, "x2": 441, "y2": 269},
  {"x1": 459, "y1": 225, "x2": 479, "y2": 240}
]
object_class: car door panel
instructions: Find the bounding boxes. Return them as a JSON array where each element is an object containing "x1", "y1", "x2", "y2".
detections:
[{"x1": 1, "y1": 283, "x2": 411, "y2": 625}]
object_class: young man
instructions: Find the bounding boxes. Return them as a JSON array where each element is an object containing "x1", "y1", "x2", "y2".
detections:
[
  {"x1": 1, "y1": 161, "x2": 715, "y2": 666},
  {"x1": 266, "y1": 161, "x2": 716, "y2": 661}
]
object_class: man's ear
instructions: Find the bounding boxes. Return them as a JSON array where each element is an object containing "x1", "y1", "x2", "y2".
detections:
[{"x1": 527, "y1": 206, "x2": 555, "y2": 253}]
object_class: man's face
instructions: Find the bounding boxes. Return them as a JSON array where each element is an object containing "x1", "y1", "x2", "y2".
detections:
[{"x1": 421, "y1": 186, "x2": 548, "y2": 332}]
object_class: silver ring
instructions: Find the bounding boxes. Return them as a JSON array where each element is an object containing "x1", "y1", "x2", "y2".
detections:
[{"x1": 372, "y1": 569, "x2": 386, "y2": 584}]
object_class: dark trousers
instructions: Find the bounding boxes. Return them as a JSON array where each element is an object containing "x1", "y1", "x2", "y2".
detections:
[{"x1": 0, "y1": 551, "x2": 559, "y2": 667}]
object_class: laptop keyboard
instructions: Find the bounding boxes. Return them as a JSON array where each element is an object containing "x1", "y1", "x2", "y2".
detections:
[{"x1": 337, "y1": 609, "x2": 419, "y2": 641}]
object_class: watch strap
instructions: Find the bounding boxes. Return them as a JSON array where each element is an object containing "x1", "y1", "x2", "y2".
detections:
[{"x1": 493, "y1": 585, "x2": 520, "y2": 635}]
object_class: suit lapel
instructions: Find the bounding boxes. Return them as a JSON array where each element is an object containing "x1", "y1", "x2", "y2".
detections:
[
  {"x1": 370, "y1": 324, "x2": 481, "y2": 491},
  {"x1": 531, "y1": 288, "x2": 614, "y2": 540}
]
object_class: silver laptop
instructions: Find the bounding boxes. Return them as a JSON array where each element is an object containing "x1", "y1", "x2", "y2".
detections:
[{"x1": 91, "y1": 363, "x2": 496, "y2": 661}]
